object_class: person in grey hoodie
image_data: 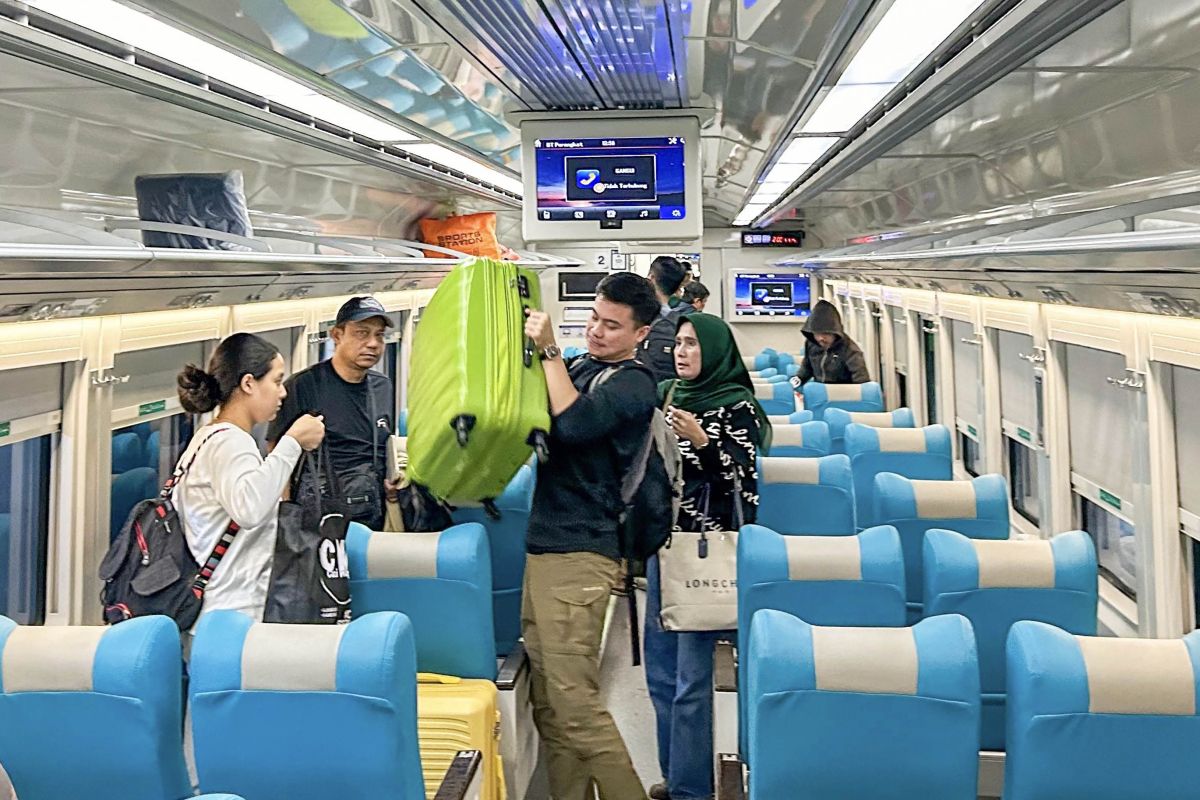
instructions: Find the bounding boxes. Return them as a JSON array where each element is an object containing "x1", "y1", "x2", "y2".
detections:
[{"x1": 791, "y1": 299, "x2": 870, "y2": 385}]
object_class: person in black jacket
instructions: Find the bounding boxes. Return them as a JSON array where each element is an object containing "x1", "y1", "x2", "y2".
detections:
[
  {"x1": 640, "y1": 256, "x2": 693, "y2": 383},
  {"x1": 791, "y1": 299, "x2": 870, "y2": 386},
  {"x1": 521, "y1": 273, "x2": 659, "y2": 800}
]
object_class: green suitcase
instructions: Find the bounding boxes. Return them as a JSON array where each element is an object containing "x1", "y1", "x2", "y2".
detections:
[{"x1": 407, "y1": 258, "x2": 551, "y2": 502}]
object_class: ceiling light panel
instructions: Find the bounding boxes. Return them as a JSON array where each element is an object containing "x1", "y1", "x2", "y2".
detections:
[
  {"x1": 25, "y1": 0, "x2": 418, "y2": 142},
  {"x1": 778, "y1": 137, "x2": 841, "y2": 164}
]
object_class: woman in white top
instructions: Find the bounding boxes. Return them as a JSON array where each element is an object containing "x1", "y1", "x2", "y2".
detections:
[{"x1": 175, "y1": 332, "x2": 325, "y2": 624}]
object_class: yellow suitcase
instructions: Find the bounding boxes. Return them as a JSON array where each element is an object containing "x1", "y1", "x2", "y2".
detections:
[{"x1": 417, "y1": 673, "x2": 506, "y2": 800}]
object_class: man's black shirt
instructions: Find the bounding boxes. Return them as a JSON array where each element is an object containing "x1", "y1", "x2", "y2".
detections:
[
  {"x1": 526, "y1": 355, "x2": 657, "y2": 562},
  {"x1": 267, "y1": 360, "x2": 392, "y2": 478}
]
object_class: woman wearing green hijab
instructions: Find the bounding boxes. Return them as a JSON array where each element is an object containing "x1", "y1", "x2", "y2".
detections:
[{"x1": 644, "y1": 312, "x2": 770, "y2": 800}]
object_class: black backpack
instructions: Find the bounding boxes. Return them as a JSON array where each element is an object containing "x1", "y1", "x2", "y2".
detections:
[{"x1": 99, "y1": 429, "x2": 239, "y2": 630}]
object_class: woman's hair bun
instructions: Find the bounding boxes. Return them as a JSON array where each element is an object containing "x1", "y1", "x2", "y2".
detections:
[{"x1": 177, "y1": 364, "x2": 221, "y2": 413}]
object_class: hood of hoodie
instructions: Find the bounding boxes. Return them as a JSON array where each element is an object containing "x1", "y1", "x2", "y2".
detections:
[{"x1": 802, "y1": 299, "x2": 846, "y2": 344}]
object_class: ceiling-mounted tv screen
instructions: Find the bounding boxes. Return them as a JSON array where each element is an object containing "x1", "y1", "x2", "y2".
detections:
[
  {"x1": 520, "y1": 115, "x2": 702, "y2": 242},
  {"x1": 728, "y1": 270, "x2": 811, "y2": 322}
]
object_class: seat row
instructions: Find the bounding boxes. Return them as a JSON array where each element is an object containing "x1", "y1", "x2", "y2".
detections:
[
  {"x1": 723, "y1": 609, "x2": 1200, "y2": 800},
  {"x1": 0, "y1": 612, "x2": 483, "y2": 800},
  {"x1": 730, "y1": 523, "x2": 1096, "y2": 754}
]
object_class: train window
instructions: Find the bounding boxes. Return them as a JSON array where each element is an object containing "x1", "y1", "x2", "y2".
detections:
[
  {"x1": 998, "y1": 332, "x2": 1038, "y2": 439},
  {"x1": 960, "y1": 432, "x2": 981, "y2": 477},
  {"x1": 896, "y1": 371, "x2": 909, "y2": 409},
  {"x1": 869, "y1": 302, "x2": 884, "y2": 387},
  {"x1": 111, "y1": 344, "x2": 204, "y2": 541},
  {"x1": 1078, "y1": 496, "x2": 1137, "y2": 600},
  {"x1": 951, "y1": 320, "x2": 981, "y2": 441},
  {"x1": 1008, "y1": 437, "x2": 1040, "y2": 525},
  {"x1": 0, "y1": 364, "x2": 62, "y2": 625},
  {"x1": 1065, "y1": 345, "x2": 1134, "y2": 509},
  {"x1": 371, "y1": 313, "x2": 405, "y2": 423},
  {"x1": 1172, "y1": 365, "x2": 1200, "y2": 516},
  {"x1": 891, "y1": 311, "x2": 908, "y2": 369},
  {"x1": 922, "y1": 320, "x2": 938, "y2": 424}
]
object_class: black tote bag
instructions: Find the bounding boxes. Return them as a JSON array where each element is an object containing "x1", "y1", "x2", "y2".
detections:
[{"x1": 264, "y1": 444, "x2": 352, "y2": 623}]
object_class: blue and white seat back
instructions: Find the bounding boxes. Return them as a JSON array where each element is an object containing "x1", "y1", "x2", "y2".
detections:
[
  {"x1": 451, "y1": 465, "x2": 534, "y2": 656},
  {"x1": 845, "y1": 424, "x2": 953, "y2": 530},
  {"x1": 924, "y1": 530, "x2": 1096, "y2": 750},
  {"x1": 737, "y1": 524, "x2": 907, "y2": 755},
  {"x1": 189, "y1": 611, "x2": 425, "y2": 800},
  {"x1": 825, "y1": 407, "x2": 915, "y2": 454},
  {"x1": 746, "y1": 610, "x2": 980, "y2": 800},
  {"x1": 756, "y1": 455, "x2": 856, "y2": 535},
  {"x1": 874, "y1": 472, "x2": 1009, "y2": 618},
  {"x1": 346, "y1": 522, "x2": 496, "y2": 679},
  {"x1": 801, "y1": 381, "x2": 884, "y2": 421},
  {"x1": 775, "y1": 353, "x2": 796, "y2": 371},
  {"x1": 0, "y1": 615, "x2": 192, "y2": 800},
  {"x1": 766, "y1": 410, "x2": 813, "y2": 426},
  {"x1": 753, "y1": 352, "x2": 776, "y2": 372},
  {"x1": 754, "y1": 381, "x2": 799, "y2": 416},
  {"x1": 1005, "y1": 622, "x2": 1200, "y2": 799},
  {"x1": 767, "y1": 421, "x2": 831, "y2": 458}
]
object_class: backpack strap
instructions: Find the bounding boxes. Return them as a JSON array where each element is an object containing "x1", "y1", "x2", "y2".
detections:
[{"x1": 163, "y1": 425, "x2": 241, "y2": 599}]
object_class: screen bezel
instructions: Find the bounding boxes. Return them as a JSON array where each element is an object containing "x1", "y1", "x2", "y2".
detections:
[
  {"x1": 520, "y1": 116, "x2": 703, "y2": 243},
  {"x1": 725, "y1": 269, "x2": 812, "y2": 323}
]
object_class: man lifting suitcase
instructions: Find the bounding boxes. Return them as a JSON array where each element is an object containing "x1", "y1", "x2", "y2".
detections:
[{"x1": 522, "y1": 272, "x2": 659, "y2": 800}]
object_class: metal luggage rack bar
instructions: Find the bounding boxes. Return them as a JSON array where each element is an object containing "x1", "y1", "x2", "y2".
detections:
[{"x1": 0, "y1": 209, "x2": 584, "y2": 270}]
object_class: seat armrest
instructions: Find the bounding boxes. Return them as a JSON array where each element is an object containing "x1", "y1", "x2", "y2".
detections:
[
  {"x1": 433, "y1": 750, "x2": 483, "y2": 800},
  {"x1": 716, "y1": 753, "x2": 746, "y2": 800},
  {"x1": 497, "y1": 641, "x2": 527, "y2": 691},
  {"x1": 714, "y1": 640, "x2": 737, "y2": 692}
]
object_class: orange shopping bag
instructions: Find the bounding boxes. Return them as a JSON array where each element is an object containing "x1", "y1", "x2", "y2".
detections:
[{"x1": 418, "y1": 212, "x2": 502, "y2": 259}]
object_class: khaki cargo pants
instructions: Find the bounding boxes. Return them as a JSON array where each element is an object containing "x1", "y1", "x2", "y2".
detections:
[{"x1": 522, "y1": 552, "x2": 648, "y2": 800}]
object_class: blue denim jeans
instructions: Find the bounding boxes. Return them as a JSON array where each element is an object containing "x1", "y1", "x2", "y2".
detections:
[{"x1": 644, "y1": 556, "x2": 725, "y2": 800}]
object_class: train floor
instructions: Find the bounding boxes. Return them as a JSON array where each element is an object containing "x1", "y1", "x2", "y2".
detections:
[{"x1": 524, "y1": 586, "x2": 663, "y2": 800}]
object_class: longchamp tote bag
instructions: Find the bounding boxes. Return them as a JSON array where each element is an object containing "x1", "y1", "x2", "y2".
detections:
[{"x1": 657, "y1": 482, "x2": 743, "y2": 632}]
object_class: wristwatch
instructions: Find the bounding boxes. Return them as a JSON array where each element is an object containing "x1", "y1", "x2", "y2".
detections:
[{"x1": 540, "y1": 344, "x2": 562, "y2": 360}]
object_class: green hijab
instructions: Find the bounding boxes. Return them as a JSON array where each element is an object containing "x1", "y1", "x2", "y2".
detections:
[{"x1": 657, "y1": 313, "x2": 773, "y2": 451}]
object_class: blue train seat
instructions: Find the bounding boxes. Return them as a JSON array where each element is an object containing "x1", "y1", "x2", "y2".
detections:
[
  {"x1": 766, "y1": 410, "x2": 813, "y2": 426},
  {"x1": 801, "y1": 381, "x2": 884, "y2": 421},
  {"x1": 737, "y1": 524, "x2": 906, "y2": 754},
  {"x1": 0, "y1": 615, "x2": 216, "y2": 800},
  {"x1": 110, "y1": 467, "x2": 159, "y2": 539},
  {"x1": 1005, "y1": 621, "x2": 1200, "y2": 799},
  {"x1": 924, "y1": 530, "x2": 1097, "y2": 750},
  {"x1": 746, "y1": 610, "x2": 980, "y2": 800},
  {"x1": 766, "y1": 421, "x2": 831, "y2": 458},
  {"x1": 346, "y1": 522, "x2": 496, "y2": 679},
  {"x1": 756, "y1": 455, "x2": 856, "y2": 535},
  {"x1": 874, "y1": 472, "x2": 1009, "y2": 618},
  {"x1": 144, "y1": 430, "x2": 161, "y2": 469},
  {"x1": 825, "y1": 407, "x2": 916, "y2": 454},
  {"x1": 189, "y1": 610, "x2": 425, "y2": 800},
  {"x1": 451, "y1": 465, "x2": 534, "y2": 656},
  {"x1": 754, "y1": 381, "x2": 799, "y2": 416},
  {"x1": 845, "y1": 424, "x2": 953, "y2": 530},
  {"x1": 111, "y1": 432, "x2": 144, "y2": 473}
]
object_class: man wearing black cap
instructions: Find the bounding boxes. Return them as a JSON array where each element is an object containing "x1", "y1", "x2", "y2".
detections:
[{"x1": 267, "y1": 296, "x2": 396, "y2": 529}]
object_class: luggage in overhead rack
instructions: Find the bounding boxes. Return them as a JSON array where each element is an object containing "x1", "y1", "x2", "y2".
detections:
[
  {"x1": 406, "y1": 257, "x2": 550, "y2": 502},
  {"x1": 417, "y1": 673, "x2": 505, "y2": 800},
  {"x1": 133, "y1": 171, "x2": 254, "y2": 250}
]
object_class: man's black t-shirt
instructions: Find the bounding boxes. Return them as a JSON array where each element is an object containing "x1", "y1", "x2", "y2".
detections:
[
  {"x1": 267, "y1": 360, "x2": 393, "y2": 479},
  {"x1": 526, "y1": 355, "x2": 657, "y2": 562}
]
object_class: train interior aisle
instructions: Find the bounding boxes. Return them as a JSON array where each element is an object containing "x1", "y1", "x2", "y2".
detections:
[{"x1": 3, "y1": 0, "x2": 1200, "y2": 798}]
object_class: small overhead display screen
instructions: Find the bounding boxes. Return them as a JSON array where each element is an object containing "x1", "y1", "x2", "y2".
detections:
[
  {"x1": 741, "y1": 231, "x2": 804, "y2": 248},
  {"x1": 534, "y1": 136, "x2": 686, "y2": 223},
  {"x1": 730, "y1": 271, "x2": 811, "y2": 320},
  {"x1": 520, "y1": 115, "x2": 702, "y2": 242}
]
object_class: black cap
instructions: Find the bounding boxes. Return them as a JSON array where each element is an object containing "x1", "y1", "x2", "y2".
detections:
[{"x1": 335, "y1": 296, "x2": 393, "y2": 327}]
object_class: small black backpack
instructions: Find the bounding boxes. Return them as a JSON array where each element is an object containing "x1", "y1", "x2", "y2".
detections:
[{"x1": 99, "y1": 428, "x2": 239, "y2": 630}]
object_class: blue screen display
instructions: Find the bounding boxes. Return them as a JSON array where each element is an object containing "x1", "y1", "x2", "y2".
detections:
[
  {"x1": 732, "y1": 272, "x2": 810, "y2": 318},
  {"x1": 534, "y1": 136, "x2": 687, "y2": 222}
]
